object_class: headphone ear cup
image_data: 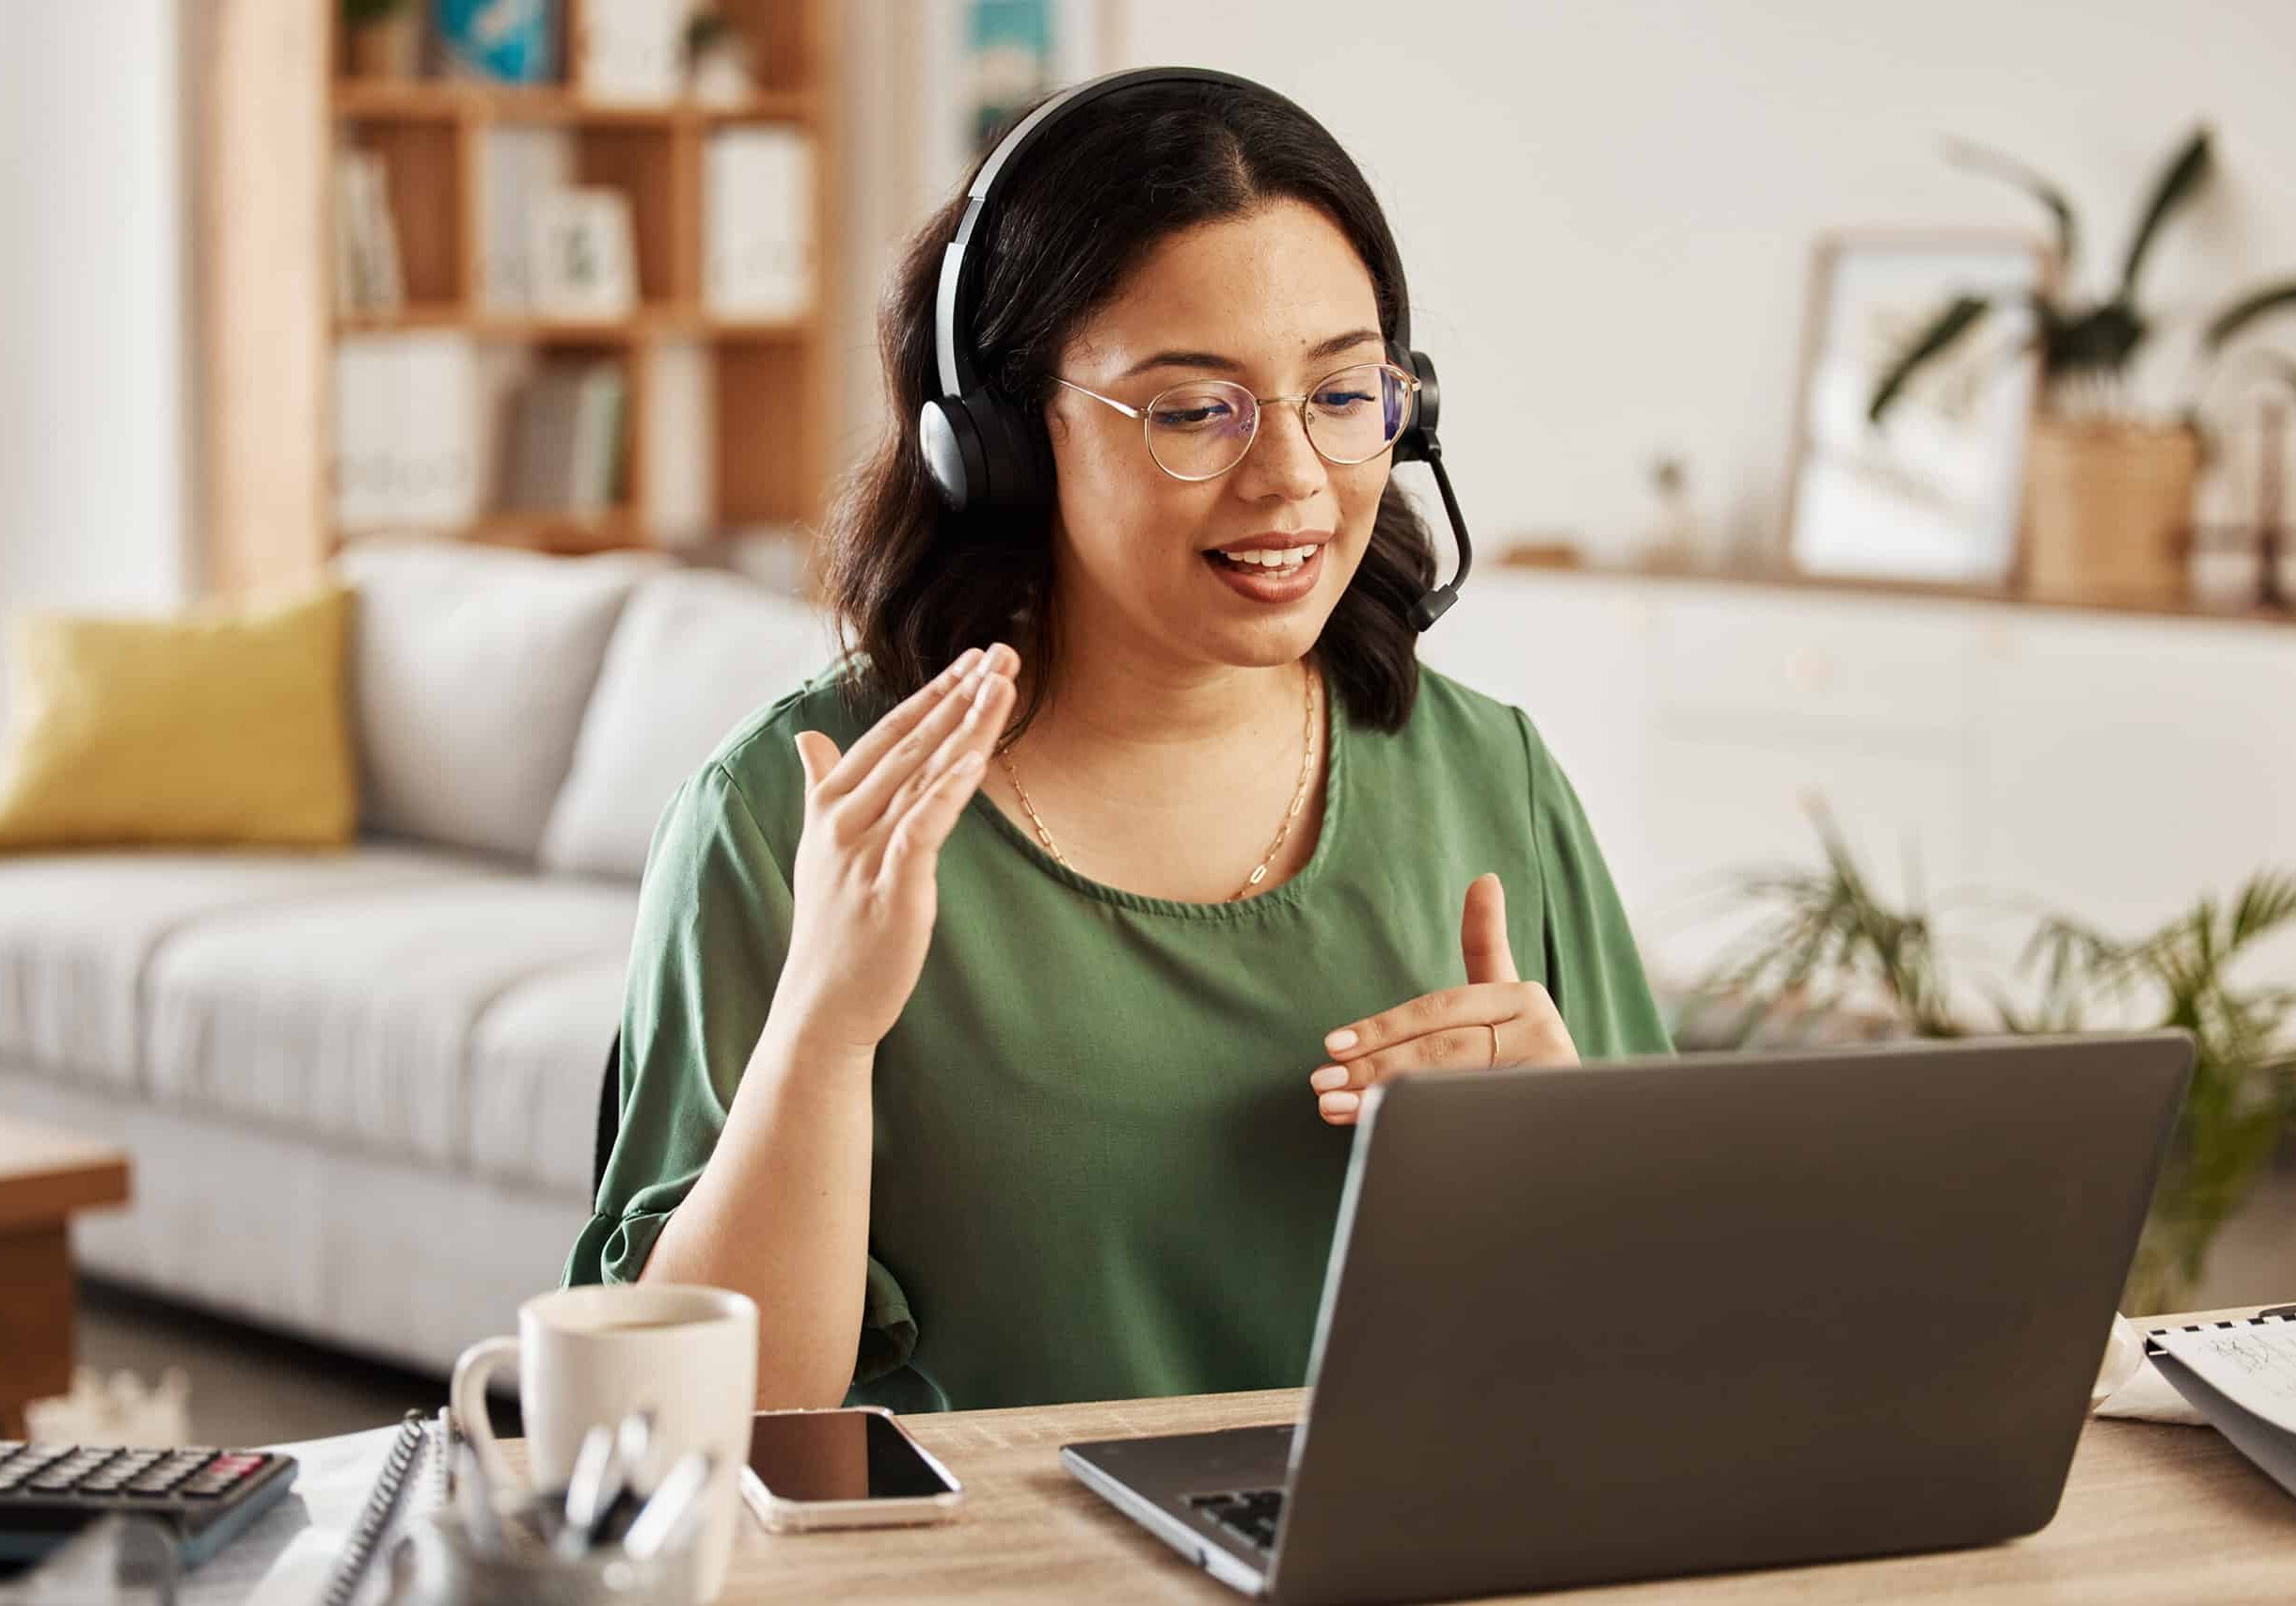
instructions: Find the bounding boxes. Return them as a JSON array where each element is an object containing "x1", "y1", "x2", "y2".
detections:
[
  {"x1": 919, "y1": 396, "x2": 988, "y2": 512},
  {"x1": 1389, "y1": 345, "x2": 1441, "y2": 465},
  {"x1": 920, "y1": 391, "x2": 1053, "y2": 514},
  {"x1": 971, "y1": 392, "x2": 1055, "y2": 513}
]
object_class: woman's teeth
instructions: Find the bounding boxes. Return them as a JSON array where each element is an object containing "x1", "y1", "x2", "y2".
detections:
[{"x1": 1212, "y1": 546, "x2": 1316, "y2": 570}]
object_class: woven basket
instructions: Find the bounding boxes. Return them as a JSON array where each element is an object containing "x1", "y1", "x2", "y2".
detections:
[{"x1": 2021, "y1": 417, "x2": 2200, "y2": 603}]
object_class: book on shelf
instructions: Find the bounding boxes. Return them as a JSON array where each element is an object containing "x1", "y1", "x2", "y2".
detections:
[
  {"x1": 332, "y1": 150, "x2": 404, "y2": 316},
  {"x1": 479, "y1": 124, "x2": 573, "y2": 311},
  {"x1": 333, "y1": 333, "x2": 480, "y2": 528},
  {"x1": 502, "y1": 359, "x2": 627, "y2": 516},
  {"x1": 704, "y1": 125, "x2": 815, "y2": 320}
]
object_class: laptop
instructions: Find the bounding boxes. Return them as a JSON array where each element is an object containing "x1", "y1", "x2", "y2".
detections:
[{"x1": 1060, "y1": 1031, "x2": 2193, "y2": 1605}]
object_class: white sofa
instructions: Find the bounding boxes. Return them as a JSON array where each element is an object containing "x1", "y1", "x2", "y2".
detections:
[{"x1": 0, "y1": 541, "x2": 836, "y2": 1375}]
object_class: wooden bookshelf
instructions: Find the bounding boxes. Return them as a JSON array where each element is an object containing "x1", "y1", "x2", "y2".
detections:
[{"x1": 194, "y1": 1, "x2": 841, "y2": 590}]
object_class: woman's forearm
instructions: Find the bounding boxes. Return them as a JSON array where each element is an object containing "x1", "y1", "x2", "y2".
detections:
[{"x1": 639, "y1": 1010, "x2": 877, "y2": 1409}]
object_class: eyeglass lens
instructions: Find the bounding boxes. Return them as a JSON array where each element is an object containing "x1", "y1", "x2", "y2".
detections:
[{"x1": 1143, "y1": 363, "x2": 1411, "y2": 479}]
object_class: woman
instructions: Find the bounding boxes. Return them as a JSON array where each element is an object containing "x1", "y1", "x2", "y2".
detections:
[{"x1": 565, "y1": 75, "x2": 1671, "y2": 1414}]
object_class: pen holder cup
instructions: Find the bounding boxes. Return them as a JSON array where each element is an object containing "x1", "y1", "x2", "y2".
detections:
[{"x1": 384, "y1": 1510, "x2": 705, "y2": 1606}]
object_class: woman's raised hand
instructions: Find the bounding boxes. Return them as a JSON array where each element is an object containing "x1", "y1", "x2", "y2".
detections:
[
  {"x1": 778, "y1": 644, "x2": 1019, "y2": 1054},
  {"x1": 1306, "y1": 872, "x2": 1580, "y2": 1125}
]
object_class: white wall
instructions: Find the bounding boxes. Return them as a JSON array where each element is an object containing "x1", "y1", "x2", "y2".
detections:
[
  {"x1": 0, "y1": 0, "x2": 191, "y2": 725},
  {"x1": 1106, "y1": 0, "x2": 2296, "y2": 562}
]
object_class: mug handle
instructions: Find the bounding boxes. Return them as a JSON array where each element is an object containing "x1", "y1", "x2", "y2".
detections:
[{"x1": 448, "y1": 1335, "x2": 521, "y2": 1495}]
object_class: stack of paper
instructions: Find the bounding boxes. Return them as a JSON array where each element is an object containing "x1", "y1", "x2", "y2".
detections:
[{"x1": 2151, "y1": 1312, "x2": 2296, "y2": 1501}]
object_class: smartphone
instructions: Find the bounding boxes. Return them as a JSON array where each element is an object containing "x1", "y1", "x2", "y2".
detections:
[{"x1": 738, "y1": 1405, "x2": 965, "y2": 1532}]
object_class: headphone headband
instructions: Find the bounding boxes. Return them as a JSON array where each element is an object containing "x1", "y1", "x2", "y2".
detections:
[{"x1": 932, "y1": 67, "x2": 1412, "y2": 401}]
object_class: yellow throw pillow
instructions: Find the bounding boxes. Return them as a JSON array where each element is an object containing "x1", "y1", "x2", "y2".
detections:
[{"x1": 0, "y1": 583, "x2": 356, "y2": 851}]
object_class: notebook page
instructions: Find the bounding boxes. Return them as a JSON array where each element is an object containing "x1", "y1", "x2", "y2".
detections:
[{"x1": 2154, "y1": 1319, "x2": 2296, "y2": 1434}]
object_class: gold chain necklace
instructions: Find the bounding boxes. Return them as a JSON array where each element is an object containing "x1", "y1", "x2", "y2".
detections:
[{"x1": 997, "y1": 661, "x2": 1319, "y2": 902}]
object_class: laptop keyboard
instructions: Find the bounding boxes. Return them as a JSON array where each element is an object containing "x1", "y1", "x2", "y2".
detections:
[{"x1": 1186, "y1": 1487, "x2": 1286, "y2": 1551}]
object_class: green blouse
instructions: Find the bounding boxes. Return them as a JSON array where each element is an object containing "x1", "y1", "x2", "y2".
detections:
[{"x1": 563, "y1": 656, "x2": 1672, "y2": 1412}]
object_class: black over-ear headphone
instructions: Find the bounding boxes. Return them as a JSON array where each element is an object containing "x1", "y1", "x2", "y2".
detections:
[{"x1": 916, "y1": 65, "x2": 1474, "y2": 631}]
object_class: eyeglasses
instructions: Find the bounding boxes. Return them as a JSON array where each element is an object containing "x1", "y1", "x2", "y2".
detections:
[{"x1": 1050, "y1": 360, "x2": 1421, "y2": 483}]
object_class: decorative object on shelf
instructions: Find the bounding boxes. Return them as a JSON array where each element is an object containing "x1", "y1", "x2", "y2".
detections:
[
  {"x1": 2188, "y1": 348, "x2": 2296, "y2": 612},
  {"x1": 1784, "y1": 231, "x2": 2046, "y2": 588},
  {"x1": 684, "y1": 9, "x2": 757, "y2": 104},
  {"x1": 704, "y1": 126, "x2": 815, "y2": 318},
  {"x1": 332, "y1": 149, "x2": 405, "y2": 315},
  {"x1": 435, "y1": 0, "x2": 556, "y2": 85},
  {"x1": 529, "y1": 187, "x2": 638, "y2": 319},
  {"x1": 1686, "y1": 800, "x2": 2296, "y2": 1315},
  {"x1": 1867, "y1": 127, "x2": 2296, "y2": 605},
  {"x1": 345, "y1": 0, "x2": 422, "y2": 79},
  {"x1": 2022, "y1": 415, "x2": 2202, "y2": 603},
  {"x1": 1640, "y1": 454, "x2": 1702, "y2": 568},
  {"x1": 577, "y1": 0, "x2": 687, "y2": 104}
]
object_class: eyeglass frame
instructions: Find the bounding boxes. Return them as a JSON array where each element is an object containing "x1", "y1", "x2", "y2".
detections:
[{"x1": 1048, "y1": 360, "x2": 1423, "y2": 482}]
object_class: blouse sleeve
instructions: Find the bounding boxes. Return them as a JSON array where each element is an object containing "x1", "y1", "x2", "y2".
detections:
[
  {"x1": 560, "y1": 756, "x2": 920, "y2": 1390},
  {"x1": 1516, "y1": 711, "x2": 1675, "y2": 1059}
]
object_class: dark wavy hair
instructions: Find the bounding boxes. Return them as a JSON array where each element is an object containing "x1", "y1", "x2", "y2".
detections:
[{"x1": 818, "y1": 75, "x2": 1438, "y2": 741}]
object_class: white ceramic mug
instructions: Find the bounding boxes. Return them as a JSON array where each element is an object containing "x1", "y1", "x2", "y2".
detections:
[{"x1": 451, "y1": 1283, "x2": 758, "y2": 1603}]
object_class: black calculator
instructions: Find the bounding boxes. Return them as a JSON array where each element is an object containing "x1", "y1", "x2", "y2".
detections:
[{"x1": 0, "y1": 1442, "x2": 299, "y2": 1568}]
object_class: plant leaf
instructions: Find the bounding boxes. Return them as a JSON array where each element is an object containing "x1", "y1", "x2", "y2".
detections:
[
  {"x1": 2204, "y1": 280, "x2": 2296, "y2": 351},
  {"x1": 2121, "y1": 126, "x2": 2212, "y2": 304},
  {"x1": 1943, "y1": 135, "x2": 2079, "y2": 273},
  {"x1": 1869, "y1": 295, "x2": 1992, "y2": 424}
]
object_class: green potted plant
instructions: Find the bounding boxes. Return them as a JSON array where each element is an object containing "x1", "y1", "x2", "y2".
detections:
[
  {"x1": 344, "y1": 0, "x2": 420, "y2": 80},
  {"x1": 1870, "y1": 127, "x2": 2296, "y2": 604},
  {"x1": 1691, "y1": 803, "x2": 2296, "y2": 1313}
]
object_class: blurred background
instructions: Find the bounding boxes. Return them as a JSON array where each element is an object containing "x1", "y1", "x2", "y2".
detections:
[{"x1": 2, "y1": 0, "x2": 2293, "y2": 1448}]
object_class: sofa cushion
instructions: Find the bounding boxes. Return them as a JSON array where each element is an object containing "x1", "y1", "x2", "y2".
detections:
[
  {"x1": 144, "y1": 872, "x2": 637, "y2": 1181},
  {"x1": 0, "y1": 583, "x2": 356, "y2": 851},
  {"x1": 467, "y1": 953, "x2": 629, "y2": 1196},
  {"x1": 538, "y1": 569, "x2": 834, "y2": 880},
  {"x1": 337, "y1": 540, "x2": 665, "y2": 862},
  {"x1": 0, "y1": 845, "x2": 477, "y2": 1084}
]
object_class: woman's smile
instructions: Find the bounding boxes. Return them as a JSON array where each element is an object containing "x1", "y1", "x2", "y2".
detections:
[{"x1": 1201, "y1": 541, "x2": 1328, "y2": 603}]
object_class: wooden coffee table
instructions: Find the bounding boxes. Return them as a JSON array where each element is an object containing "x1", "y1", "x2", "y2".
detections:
[{"x1": 0, "y1": 1116, "x2": 130, "y2": 1435}]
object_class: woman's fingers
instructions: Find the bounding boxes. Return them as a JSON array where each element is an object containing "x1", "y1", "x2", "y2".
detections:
[
  {"x1": 879, "y1": 735, "x2": 993, "y2": 887},
  {"x1": 869, "y1": 671, "x2": 1013, "y2": 864},
  {"x1": 1309, "y1": 980, "x2": 1577, "y2": 1124},
  {"x1": 838, "y1": 646, "x2": 1015, "y2": 830},
  {"x1": 1320, "y1": 982, "x2": 1531, "y2": 1072},
  {"x1": 813, "y1": 646, "x2": 990, "y2": 804}
]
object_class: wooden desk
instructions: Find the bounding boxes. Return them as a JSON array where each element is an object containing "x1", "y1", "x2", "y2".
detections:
[
  {"x1": 673, "y1": 1305, "x2": 2296, "y2": 1604},
  {"x1": 0, "y1": 1116, "x2": 130, "y2": 1436}
]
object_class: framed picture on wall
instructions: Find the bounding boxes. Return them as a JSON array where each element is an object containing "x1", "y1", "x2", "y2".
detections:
[
  {"x1": 1782, "y1": 231, "x2": 2052, "y2": 587},
  {"x1": 918, "y1": 0, "x2": 1117, "y2": 204}
]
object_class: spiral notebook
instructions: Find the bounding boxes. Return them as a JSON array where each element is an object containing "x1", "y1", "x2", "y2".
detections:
[
  {"x1": 2143, "y1": 1306, "x2": 2296, "y2": 1501},
  {"x1": 316, "y1": 1408, "x2": 453, "y2": 1606}
]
